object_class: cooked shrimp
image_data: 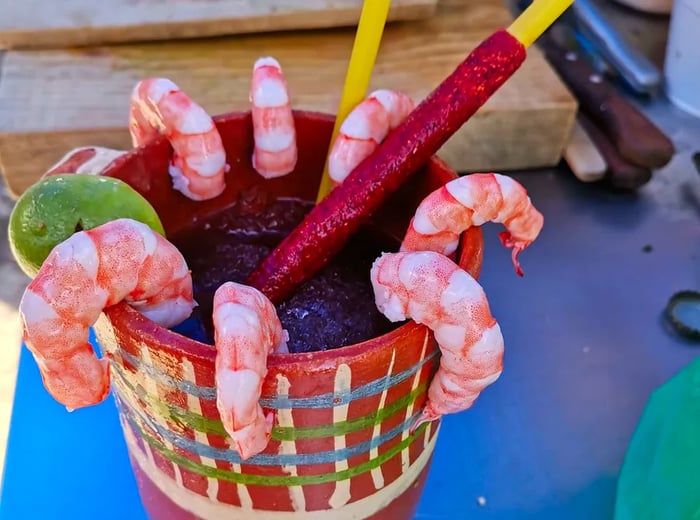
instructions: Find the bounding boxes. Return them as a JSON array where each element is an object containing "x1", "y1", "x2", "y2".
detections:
[
  {"x1": 328, "y1": 89, "x2": 415, "y2": 185},
  {"x1": 129, "y1": 78, "x2": 228, "y2": 201},
  {"x1": 249, "y1": 57, "x2": 297, "y2": 178},
  {"x1": 401, "y1": 173, "x2": 544, "y2": 276},
  {"x1": 19, "y1": 218, "x2": 196, "y2": 411},
  {"x1": 43, "y1": 146, "x2": 126, "y2": 178},
  {"x1": 213, "y1": 281, "x2": 289, "y2": 460},
  {"x1": 370, "y1": 251, "x2": 504, "y2": 430}
]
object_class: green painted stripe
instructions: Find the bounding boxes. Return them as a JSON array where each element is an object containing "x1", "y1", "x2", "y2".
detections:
[
  {"x1": 112, "y1": 363, "x2": 427, "y2": 441},
  {"x1": 132, "y1": 418, "x2": 430, "y2": 486},
  {"x1": 111, "y1": 366, "x2": 227, "y2": 435},
  {"x1": 274, "y1": 383, "x2": 427, "y2": 441}
]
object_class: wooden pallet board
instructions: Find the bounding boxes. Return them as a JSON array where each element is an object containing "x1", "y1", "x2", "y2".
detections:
[
  {"x1": 0, "y1": 0, "x2": 437, "y2": 49},
  {"x1": 0, "y1": 0, "x2": 577, "y2": 197}
]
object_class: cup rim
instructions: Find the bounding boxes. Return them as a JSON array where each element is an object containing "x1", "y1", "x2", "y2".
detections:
[{"x1": 102, "y1": 109, "x2": 480, "y2": 368}]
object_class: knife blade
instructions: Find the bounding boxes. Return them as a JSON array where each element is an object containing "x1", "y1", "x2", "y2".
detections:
[
  {"x1": 571, "y1": 0, "x2": 661, "y2": 96},
  {"x1": 516, "y1": 0, "x2": 661, "y2": 95},
  {"x1": 571, "y1": 25, "x2": 613, "y2": 76}
]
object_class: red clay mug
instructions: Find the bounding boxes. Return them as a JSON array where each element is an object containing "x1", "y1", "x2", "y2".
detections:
[{"x1": 93, "y1": 111, "x2": 484, "y2": 519}]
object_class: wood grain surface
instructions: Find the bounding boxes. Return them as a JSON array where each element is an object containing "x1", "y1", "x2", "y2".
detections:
[
  {"x1": 0, "y1": 0, "x2": 437, "y2": 49},
  {"x1": 0, "y1": 0, "x2": 576, "y2": 197}
]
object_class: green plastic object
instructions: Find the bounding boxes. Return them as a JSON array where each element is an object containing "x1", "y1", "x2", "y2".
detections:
[{"x1": 615, "y1": 355, "x2": 700, "y2": 519}]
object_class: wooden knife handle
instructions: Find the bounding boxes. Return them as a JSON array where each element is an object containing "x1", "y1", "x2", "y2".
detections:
[
  {"x1": 578, "y1": 111, "x2": 652, "y2": 190},
  {"x1": 564, "y1": 119, "x2": 607, "y2": 182},
  {"x1": 539, "y1": 33, "x2": 675, "y2": 169}
]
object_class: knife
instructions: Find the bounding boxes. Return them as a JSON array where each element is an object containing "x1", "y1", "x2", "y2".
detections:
[
  {"x1": 534, "y1": 27, "x2": 675, "y2": 169},
  {"x1": 571, "y1": 25, "x2": 613, "y2": 76},
  {"x1": 516, "y1": 0, "x2": 675, "y2": 169},
  {"x1": 571, "y1": 0, "x2": 661, "y2": 96},
  {"x1": 517, "y1": 0, "x2": 661, "y2": 96},
  {"x1": 577, "y1": 111, "x2": 652, "y2": 190}
]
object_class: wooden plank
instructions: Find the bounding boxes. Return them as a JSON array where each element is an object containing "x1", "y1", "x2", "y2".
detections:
[
  {"x1": 0, "y1": 0, "x2": 577, "y2": 197},
  {"x1": 0, "y1": 0, "x2": 437, "y2": 49}
]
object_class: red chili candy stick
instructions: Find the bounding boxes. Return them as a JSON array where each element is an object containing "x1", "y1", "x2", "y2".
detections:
[{"x1": 246, "y1": 29, "x2": 526, "y2": 304}]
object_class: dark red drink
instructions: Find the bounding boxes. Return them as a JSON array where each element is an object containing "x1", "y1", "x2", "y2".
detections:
[{"x1": 169, "y1": 198, "x2": 400, "y2": 353}]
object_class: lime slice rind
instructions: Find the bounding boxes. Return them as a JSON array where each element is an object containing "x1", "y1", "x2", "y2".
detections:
[{"x1": 9, "y1": 174, "x2": 165, "y2": 277}]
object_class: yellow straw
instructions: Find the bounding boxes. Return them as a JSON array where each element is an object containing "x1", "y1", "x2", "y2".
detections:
[
  {"x1": 507, "y1": 0, "x2": 575, "y2": 48},
  {"x1": 315, "y1": 0, "x2": 392, "y2": 203}
]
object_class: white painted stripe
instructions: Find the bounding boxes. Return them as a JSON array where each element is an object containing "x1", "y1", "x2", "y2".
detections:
[
  {"x1": 328, "y1": 364, "x2": 352, "y2": 509},
  {"x1": 139, "y1": 345, "x2": 184, "y2": 487},
  {"x1": 424, "y1": 422, "x2": 433, "y2": 449},
  {"x1": 181, "y1": 359, "x2": 220, "y2": 502},
  {"x1": 75, "y1": 147, "x2": 126, "y2": 174},
  {"x1": 45, "y1": 146, "x2": 124, "y2": 175},
  {"x1": 232, "y1": 462, "x2": 253, "y2": 509},
  {"x1": 369, "y1": 349, "x2": 397, "y2": 489},
  {"x1": 123, "y1": 425, "x2": 438, "y2": 520},
  {"x1": 276, "y1": 374, "x2": 306, "y2": 512},
  {"x1": 402, "y1": 331, "x2": 430, "y2": 471}
]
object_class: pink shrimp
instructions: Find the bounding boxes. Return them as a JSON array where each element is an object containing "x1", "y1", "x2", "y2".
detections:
[
  {"x1": 370, "y1": 251, "x2": 504, "y2": 430},
  {"x1": 401, "y1": 173, "x2": 544, "y2": 276},
  {"x1": 43, "y1": 146, "x2": 127, "y2": 178},
  {"x1": 129, "y1": 78, "x2": 228, "y2": 201},
  {"x1": 213, "y1": 282, "x2": 289, "y2": 460},
  {"x1": 249, "y1": 57, "x2": 297, "y2": 179},
  {"x1": 327, "y1": 89, "x2": 415, "y2": 185},
  {"x1": 19, "y1": 218, "x2": 196, "y2": 411}
]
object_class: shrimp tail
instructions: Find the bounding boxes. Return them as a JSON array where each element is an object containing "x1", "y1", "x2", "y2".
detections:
[
  {"x1": 498, "y1": 230, "x2": 525, "y2": 277},
  {"x1": 229, "y1": 411, "x2": 275, "y2": 461},
  {"x1": 216, "y1": 367, "x2": 274, "y2": 460},
  {"x1": 410, "y1": 406, "x2": 440, "y2": 433}
]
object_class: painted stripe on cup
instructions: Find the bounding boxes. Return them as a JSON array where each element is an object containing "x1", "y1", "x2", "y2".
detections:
[
  {"x1": 124, "y1": 411, "x2": 431, "y2": 486},
  {"x1": 118, "y1": 389, "x2": 424, "y2": 467},
  {"x1": 118, "y1": 348, "x2": 438, "y2": 408},
  {"x1": 275, "y1": 374, "x2": 305, "y2": 511},
  {"x1": 370, "y1": 349, "x2": 396, "y2": 489},
  {"x1": 111, "y1": 361, "x2": 427, "y2": 441},
  {"x1": 329, "y1": 363, "x2": 353, "y2": 508},
  {"x1": 123, "y1": 423, "x2": 438, "y2": 520}
]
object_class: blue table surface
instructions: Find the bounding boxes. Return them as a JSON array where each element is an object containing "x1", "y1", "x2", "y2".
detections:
[{"x1": 2, "y1": 164, "x2": 699, "y2": 519}]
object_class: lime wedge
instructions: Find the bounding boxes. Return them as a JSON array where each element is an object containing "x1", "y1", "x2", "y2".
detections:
[{"x1": 9, "y1": 174, "x2": 165, "y2": 277}]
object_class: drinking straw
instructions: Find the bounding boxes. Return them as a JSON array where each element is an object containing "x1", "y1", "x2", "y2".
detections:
[
  {"x1": 315, "y1": 0, "x2": 392, "y2": 203},
  {"x1": 507, "y1": 0, "x2": 574, "y2": 47}
]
